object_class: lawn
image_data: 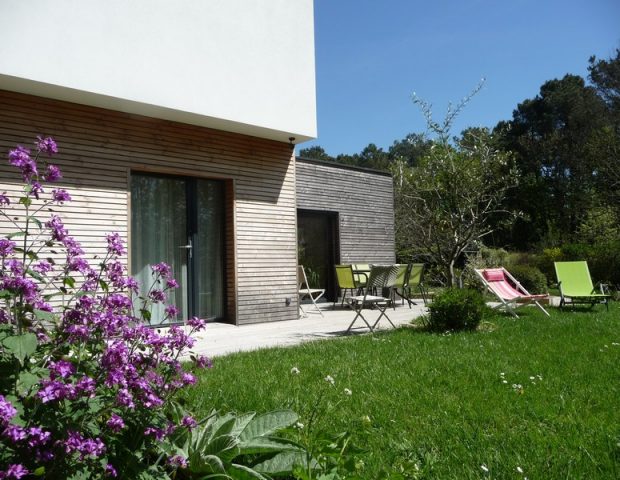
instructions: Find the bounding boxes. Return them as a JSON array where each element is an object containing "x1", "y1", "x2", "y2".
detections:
[{"x1": 183, "y1": 303, "x2": 620, "y2": 479}]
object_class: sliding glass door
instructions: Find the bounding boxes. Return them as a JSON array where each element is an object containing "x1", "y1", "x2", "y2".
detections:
[{"x1": 131, "y1": 173, "x2": 225, "y2": 325}]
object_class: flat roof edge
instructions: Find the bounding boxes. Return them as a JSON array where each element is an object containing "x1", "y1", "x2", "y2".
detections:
[{"x1": 295, "y1": 156, "x2": 393, "y2": 177}]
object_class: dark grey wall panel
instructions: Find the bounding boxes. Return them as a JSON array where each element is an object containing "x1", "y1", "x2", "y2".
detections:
[{"x1": 295, "y1": 158, "x2": 395, "y2": 264}]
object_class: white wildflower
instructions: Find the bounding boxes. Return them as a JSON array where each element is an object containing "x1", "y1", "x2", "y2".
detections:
[
  {"x1": 502, "y1": 380, "x2": 508, "y2": 384},
  {"x1": 295, "y1": 422, "x2": 304, "y2": 429},
  {"x1": 344, "y1": 388, "x2": 352, "y2": 396},
  {"x1": 290, "y1": 366, "x2": 300, "y2": 375},
  {"x1": 480, "y1": 464, "x2": 489, "y2": 473},
  {"x1": 517, "y1": 466, "x2": 524, "y2": 473},
  {"x1": 324, "y1": 375, "x2": 335, "y2": 386}
]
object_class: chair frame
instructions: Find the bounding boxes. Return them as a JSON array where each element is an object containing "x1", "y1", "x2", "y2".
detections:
[
  {"x1": 298, "y1": 265, "x2": 325, "y2": 317},
  {"x1": 334, "y1": 265, "x2": 365, "y2": 309},
  {"x1": 475, "y1": 267, "x2": 550, "y2": 318},
  {"x1": 395, "y1": 263, "x2": 428, "y2": 308},
  {"x1": 554, "y1": 261, "x2": 610, "y2": 311},
  {"x1": 346, "y1": 265, "x2": 400, "y2": 333}
]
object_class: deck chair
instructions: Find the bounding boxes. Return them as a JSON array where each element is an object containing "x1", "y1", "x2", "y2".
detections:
[
  {"x1": 398, "y1": 263, "x2": 428, "y2": 307},
  {"x1": 334, "y1": 265, "x2": 364, "y2": 308},
  {"x1": 298, "y1": 265, "x2": 325, "y2": 317},
  {"x1": 554, "y1": 261, "x2": 610, "y2": 311},
  {"x1": 475, "y1": 267, "x2": 550, "y2": 318},
  {"x1": 390, "y1": 264, "x2": 411, "y2": 309},
  {"x1": 346, "y1": 264, "x2": 400, "y2": 333},
  {"x1": 352, "y1": 263, "x2": 371, "y2": 289}
]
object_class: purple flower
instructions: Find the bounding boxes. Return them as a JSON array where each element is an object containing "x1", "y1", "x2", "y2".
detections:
[
  {"x1": 181, "y1": 415, "x2": 197, "y2": 429},
  {"x1": 144, "y1": 427, "x2": 164, "y2": 440},
  {"x1": 75, "y1": 376, "x2": 96, "y2": 396},
  {"x1": 166, "y1": 278, "x2": 179, "y2": 289},
  {"x1": 68, "y1": 256, "x2": 90, "y2": 273},
  {"x1": 46, "y1": 215, "x2": 67, "y2": 241},
  {"x1": 3, "y1": 464, "x2": 29, "y2": 479},
  {"x1": 164, "y1": 305, "x2": 179, "y2": 318},
  {"x1": 149, "y1": 289, "x2": 166, "y2": 303},
  {"x1": 168, "y1": 455, "x2": 188, "y2": 469},
  {"x1": 181, "y1": 372, "x2": 196, "y2": 385},
  {"x1": 8, "y1": 146, "x2": 38, "y2": 181},
  {"x1": 27, "y1": 427, "x2": 51, "y2": 447},
  {"x1": 62, "y1": 236, "x2": 84, "y2": 257},
  {"x1": 51, "y1": 188, "x2": 71, "y2": 203},
  {"x1": 37, "y1": 380, "x2": 67, "y2": 403},
  {"x1": 187, "y1": 316, "x2": 206, "y2": 329},
  {"x1": 64, "y1": 431, "x2": 106, "y2": 459},
  {"x1": 105, "y1": 464, "x2": 118, "y2": 477},
  {"x1": 195, "y1": 355, "x2": 213, "y2": 369},
  {"x1": 44, "y1": 164, "x2": 62, "y2": 182},
  {"x1": 106, "y1": 414, "x2": 125, "y2": 433},
  {"x1": 0, "y1": 239, "x2": 16, "y2": 256},
  {"x1": 33, "y1": 260, "x2": 54, "y2": 275},
  {"x1": 0, "y1": 192, "x2": 10, "y2": 206},
  {"x1": 49, "y1": 360, "x2": 75, "y2": 379},
  {"x1": 30, "y1": 181, "x2": 43, "y2": 199},
  {"x1": 116, "y1": 388, "x2": 135, "y2": 409},
  {"x1": 151, "y1": 262, "x2": 172, "y2": 279},
  {"x1": 36, "y1": 136, "x2": 58, "y2": 156},
  {"x1": 106, "y1": 232, "x2": 125, "y2": 256},
  {"x1": 3, "y1": 424, "x2": 26, "y2": 442}
]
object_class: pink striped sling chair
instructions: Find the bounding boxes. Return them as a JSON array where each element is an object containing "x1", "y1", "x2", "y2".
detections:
[{"x1": 475, "y1": 268, "x2": 550, "y2": 318}]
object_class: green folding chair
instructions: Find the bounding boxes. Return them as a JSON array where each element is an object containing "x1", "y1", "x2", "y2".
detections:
[
  {"x1": 334, "y1": 265, "x2": 364, "y2": 308},
  {"x1": 554, "y1": 261, "x2": 610, "y2": 311},
  {"x1": 390, "y1": 264, "x2": 411, "y2": 309},
  {"x1": 402, "y1": 263, "x2": 428, "y2": 307}
]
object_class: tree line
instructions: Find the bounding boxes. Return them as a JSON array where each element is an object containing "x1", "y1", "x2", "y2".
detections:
[{"x1": 300, "y1": 49, "x2": 620, "y2": 286}]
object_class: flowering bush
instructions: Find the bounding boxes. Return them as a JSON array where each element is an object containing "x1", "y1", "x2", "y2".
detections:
[{"x1": 0, "y1": 137, "x2": 212, "y2": 478}]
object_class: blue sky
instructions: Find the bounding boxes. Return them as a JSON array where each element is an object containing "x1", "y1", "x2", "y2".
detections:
[{"x1": 300, "y1": 0, "x2": 620, "y2": 156}]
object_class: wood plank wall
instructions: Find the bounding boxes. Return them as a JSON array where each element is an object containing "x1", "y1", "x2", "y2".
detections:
[
  {"x1": 0, "y1": 90, "x2": 299, "y2": 325},
  {"x1": 295, "y1": 158, "x2": 396, "y2": 264}
]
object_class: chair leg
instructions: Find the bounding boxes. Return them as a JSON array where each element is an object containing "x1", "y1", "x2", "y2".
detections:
[
  {"x1": 346, "y1": 308, "x2": 374, "y2": 333},
  {"x1": 371, "y1": 304, "x2": 396, "y2": 330}
]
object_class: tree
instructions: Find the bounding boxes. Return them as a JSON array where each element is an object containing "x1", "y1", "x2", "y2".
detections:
[
  {"x1": 396, "y1": 83, "x2": 519, "y2": 286},
  {"x1": 388, "y1": 132, "x2": 433, "y2": 168},
  {"x1": 298, "y1": 145, "x2": 334, "y2": 162},
  {"x1": 493, "y1": 74, "x2": 609, "y2": 248}
]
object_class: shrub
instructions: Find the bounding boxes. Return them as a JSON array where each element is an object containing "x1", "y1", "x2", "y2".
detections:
[
  {"x1": 427, "y1": 288, "x2": 485, "y2": 331},
  {"x1": 507, "y1": 264, "x2": 548, "y2": 294}
]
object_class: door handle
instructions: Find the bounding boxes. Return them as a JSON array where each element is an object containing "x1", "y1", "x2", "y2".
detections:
[{"x1": 179, "y1": 240, "x2": 193, "y2": 260}]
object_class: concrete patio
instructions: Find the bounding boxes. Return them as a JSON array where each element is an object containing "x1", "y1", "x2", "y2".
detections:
[{"x1": 189, "y1": 300, "x2": 429, "y2": 358}]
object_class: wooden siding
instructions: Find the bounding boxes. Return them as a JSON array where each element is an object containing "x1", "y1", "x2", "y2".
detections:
[
  {"x1": 295, "y1": 159, "x2": 395, "y2": 264},
  {"x1": 0, "y1": 90, "x2": 299, "y2": 325}
]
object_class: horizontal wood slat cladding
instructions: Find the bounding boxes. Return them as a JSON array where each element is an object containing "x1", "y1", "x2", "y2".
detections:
[
  {"x1": 295, "y1": 159, "x2": 396, "y2": 265},
  {"x1": 0, "y1": 90, "x2": 299, "y2": 325}
]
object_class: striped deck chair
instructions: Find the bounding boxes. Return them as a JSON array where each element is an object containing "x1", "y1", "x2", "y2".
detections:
[{"x1": 475, "y1": 268, "x2": 550, "y2": 318}]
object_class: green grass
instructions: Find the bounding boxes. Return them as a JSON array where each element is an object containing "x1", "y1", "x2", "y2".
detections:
[{"x1": 183, "y1": 304, "x2": 620, "y2": 479}]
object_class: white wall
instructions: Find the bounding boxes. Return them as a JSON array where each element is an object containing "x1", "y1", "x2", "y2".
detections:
[{"x1": 0, "y1": 0, "x2": 317, "y2": 143}]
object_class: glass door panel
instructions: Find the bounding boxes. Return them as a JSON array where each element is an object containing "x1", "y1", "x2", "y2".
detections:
[
  {"x1": 131, "y1": 174, "x2": 189, "y2": 324},
  {"x1": 195, "y1": 179, "x2": 225, "y2": 319}
]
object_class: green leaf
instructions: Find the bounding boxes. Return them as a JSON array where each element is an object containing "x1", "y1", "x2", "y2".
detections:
[
  {"x1": 17, "y1": 371, "x2": 41, "y2": 395},
  {"x1": 239, "y1": 410, "x2": 298, "y2": 441},
  {"x1": 0, "y1": 289, "x2": 14, "y2": 299},
  {"x1": 34, "y1": 309, "x2": 55, "y2": 323},
  {"x1": 253, "y1": 451, "x2": 318, "y2": 476},
  {"x1": 19, "y1": 197, "x2": 32, "y2": 208},
  {"x1": 26, "y1": 250, "x2": 39, "y2": 261},
  {"x1": 27, "y1": 269, "x2": 45, "y2": 283},
  {"x1": 238, "y1": 436, "x2": 304, "y2": 455},
  {"x1": 33, "y1": 466, "x2": 45, "y2": 476},
  {"x1": 99, "y1": 279, "x2": 109, "y2": 293},
  {"x1": 7, "y1": 231, "x2": 26, "y2": 239},
  {"x1": 28, "y1": 216, "x2": 43, "y2": 229},
  {"x1": 228, "y1": 464, "x2": 270, "y2": 480},
  {"x1": 63, "y1": 277, "x2": 76, "y2": 289},
  {"x1": 140, "y1": 309, "x2": 152, "y2": 322},
  {"x1": 2, "y1": 333, "x2": 38, "y2": 365}
]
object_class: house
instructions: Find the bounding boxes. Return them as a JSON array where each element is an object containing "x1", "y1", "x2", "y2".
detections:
[{"x1": 0, "y1": 1, "x2": 395, "y2": 326}]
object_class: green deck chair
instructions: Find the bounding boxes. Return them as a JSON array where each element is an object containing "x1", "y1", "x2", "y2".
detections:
[
  {"x1": 390, "y1": 264, "x2": 411, "y2": 309},
  {"x1": 334, "y1": 265, "x2": 364, "y2": 308},
  {"x1": 554, "y1": 261, "x2": 610, "y2": 311},
  {"x1": 352, "y1": 263, "x2": 371, "y2": 289},
  {"x1": 402, "y1": 263, "x2": 427, "y2": 307}
]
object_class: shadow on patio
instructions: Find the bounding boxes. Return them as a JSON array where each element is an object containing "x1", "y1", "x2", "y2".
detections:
[{"x1": 189, "y1": 301, "x2": 429, "y2": 358}]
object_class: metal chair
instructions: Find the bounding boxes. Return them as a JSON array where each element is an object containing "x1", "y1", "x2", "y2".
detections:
[
  {"x1": 346, "y1": 264, "x2": 400, "y2": 333},
  {"x1": 298, "y1": 265, "x2": 325, "y2": 317},
  {"x1": 334, "y1": 265, "x2": 364, "y2": 308}
]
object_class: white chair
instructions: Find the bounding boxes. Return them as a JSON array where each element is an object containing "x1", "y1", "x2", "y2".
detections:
[{"x1": 298, "y1": 265, "x2": 325, "y2": 317}]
